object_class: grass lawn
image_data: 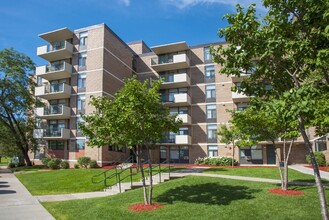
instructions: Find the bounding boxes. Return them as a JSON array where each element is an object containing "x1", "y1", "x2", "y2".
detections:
[
  {"x1": 0, "y1": 157, "x2": 10, "y2": 166},
  {"x1": 203, "y1": 167, "x2": 325, "y2": 182},
  {"x1": 16, "y1": 166, "x2": 182, "y2": 195},
  {"x1": 11, "y1": 165, "x2": 46, "y2": 172},
  {"x1": 42, "y1": 176, "x2": 327, "y2": 220}
]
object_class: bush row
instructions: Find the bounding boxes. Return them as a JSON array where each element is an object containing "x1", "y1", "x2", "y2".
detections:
[
  {"x1": 41, "y1": 157, "x2": 99, "y2": 169},
  {"x1": 306, "y1": 152, "x2": 327, "y2": 167},
  {"x1": 194, "y1": 156, "x2": 238, "y2": 166}
]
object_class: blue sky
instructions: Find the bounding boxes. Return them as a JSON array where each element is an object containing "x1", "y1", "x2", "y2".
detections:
[{"x1": 0, "y1": 0, "x2": 263, "y2": 66}]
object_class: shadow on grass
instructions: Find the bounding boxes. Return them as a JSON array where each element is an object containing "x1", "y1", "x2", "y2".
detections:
[
  {"x1": 156, "y1": 183, "x2": 260, "y2": 205},
  {"x1": 203, "y1": 168, "x2": 229, "y2": 173}
]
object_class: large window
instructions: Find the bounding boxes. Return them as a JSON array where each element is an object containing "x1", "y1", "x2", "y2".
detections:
[
  {"x1": 78, "y1": 52, "x2": 87, "y2": 70},
  {"x1": 108, "y1": 145, "x2": 126, "y2": 153},
  {"x1": 206, "y1": 84, "x2": 216, "y2": 99},
  {"x1": 237, "y1": 103, "x2": 249, "y2": 111},
  {"x1": 207, "y1": 124, "x2": 218, "y2": 142},
  {"x1": 78, "y1": 73, "x2": 86, "y2": 89},
  {"x1": 178, "y1": 127, "x2": 189, "y2": 135},
  {"x1": 208, "y1": 145, "x2": 218, "y2": 157},
  {"x1": 77, "y1": 95, "x2": 86, "y2": 113},
  {"x1": 48, "y1": 141, "x2": 64, "y2": 150},
  {"x1": 76, "y1": 116, "x2": 85, "y2": 132},
  {"x1": 206, "y1": 104, "x2": 217, "y2": 119},
  {"x1": 204, "y1": 47, "x2": 212, "y2": 62},
  {"x1": 205, "y1": 65, "x2": 215, "y2": 80},
  {"x1": 76, "y1": 139, "x2": 85, "y2": 150},
  {"x1": 79, "y1": 31, "x2": 88, "y2": 48}
]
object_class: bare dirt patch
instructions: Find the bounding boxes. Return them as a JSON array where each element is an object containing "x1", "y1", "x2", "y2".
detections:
[
  {"x1": 128, "y1": 203, "x2": 164, "y2": 212},
  {"x1": 268, "y1": 188, "x2": 304, "y2": 196}
]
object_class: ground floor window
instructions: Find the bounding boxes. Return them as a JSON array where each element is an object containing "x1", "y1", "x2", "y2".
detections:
[
  {"x1": 160, "y1": 146, "x2": 167, "y2": 162},
  {"x1": 208, "y1": 145, "x2": 218, "y2": 157},
  {"x1": 48, "y1": 141, "x2": 64, "y2": 150},
  {"x1": 170, "y1": 146, "x2": 189, "y2": 163},
  {"x1": 76, "y1": 139, "x2": 85, "y2": 150},
  {"x1": 240, "y1": 146, "x2": 263, "y2": 164},
  {"x1": 108, "y1": 144, "x2": 126, "y2": 153},
  {"x1": 315, "y1": 136, "x2": 327, "y2": 152}
]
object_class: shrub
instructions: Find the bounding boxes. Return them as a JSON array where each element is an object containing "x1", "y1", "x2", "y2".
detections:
[
  {"x1": 41, "y1": 158, "x2": 51, "y2": 168},
  {"x1": 89, "y1": 160, "x2": 99, "y2": 168},
  {"x1": 74, "y1": 164, "x2": 80, "y2": 169},
  {"x1": 7, "y1": 162, "x2": 16, "y2": 168},
  {"x1": 78, "y1": 157, "x2": 91, "y2": 168},
  {"x1": 194, "y1": 156, "x2": 238, "y2": 166},
  {"x1": 306, "y1": 152, "x2": 326, "y2": 167},
  {"x1": 60, "y1": 160, "x2": 70, "y2": 169},
  {"x1": 47, "y1": 158, "x2": 62, "y2": 169}
]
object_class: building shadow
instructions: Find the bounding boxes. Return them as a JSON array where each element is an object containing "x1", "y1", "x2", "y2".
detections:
[
  {"x1": 156, "y1": 182, "x2": 259, "y2": 205},
  {"x1": 0, "y1": 185, "x2": 10, "y2": 188},
  {"x1": 0, "y1": 181, "x2": 8, "y2": 184},
  {"x1": 0, "y1": 190, "x2": 16, "y2": 194}
]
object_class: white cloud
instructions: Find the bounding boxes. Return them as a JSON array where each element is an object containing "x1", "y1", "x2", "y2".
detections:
[
  {"x1": 118, "y1": 0, "x2": 130, "y2": 6},
  {"x1": 164, "y1": 0, "x2": 263, "y2": 10}
]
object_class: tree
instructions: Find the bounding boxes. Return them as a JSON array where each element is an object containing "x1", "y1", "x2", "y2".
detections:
[
  {"x1": 0, "y1": 48, "x2": 37, "y2": 166},
  {"x1": 80, "y1": 77, "x2": 181, "y2": 205},
  {"x1": 212, "y1": 1, "x2": 329, "y2": 218}
]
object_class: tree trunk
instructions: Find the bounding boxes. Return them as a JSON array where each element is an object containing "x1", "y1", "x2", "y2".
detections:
[
  {"x1": 22, "y1": 145, "x2": 32, "y2": 166},
  {"x1": 147, "y1": 145, "x2": 153, "y2": 205},
  {"x1": 137, "y1": 145, "x2": 148, "y2": 205},
  {"x1": 283, "y1": 140, "x2": 294, "y2": 191},
  {"x1": 298, "y1": 117, "x2": 328, "y2": 220},
  {"x1": 232, "y1": 142, "x2": 235, "y2": 168},
  {"x1": 273, "y1": 141, "x2": 284, "y2": 189}
]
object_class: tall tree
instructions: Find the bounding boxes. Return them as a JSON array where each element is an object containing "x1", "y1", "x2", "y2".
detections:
[
  {"x1": 213, "y1": 1, "x2": 329, "y2": 218},
  {"x1": 0, "y1": 48, "x2": 37, "y2": 166},
  {"x1": 80, "y1": 77, "x2": 181, "y2": 205}
]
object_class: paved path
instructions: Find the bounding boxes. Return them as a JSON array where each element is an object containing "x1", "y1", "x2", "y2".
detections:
[
  {"x1": 0, "y1": 169, "x2": 54, "y2": 220},
  {"x1": 290, "y1": 164, "x2": 329, "y2": 180}
]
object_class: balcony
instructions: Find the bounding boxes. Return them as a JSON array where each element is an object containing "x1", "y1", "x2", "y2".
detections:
[
  {"x1": 35, "y1": 83, "x2": 71, "y2": 100},
  {"x1": 33, "y1": 128, "x2": 70, "y2": 140},
  {"x1": 175, "y1": 135, "x2": 192, "y2": 145},
  {"x1": 160, "y1": 73, "x2": 190, "y2": 89},
  {"x1": 231, "y1": 73, "x2": 251, "y2": 83},
  {"x1": 231, "y1": 91, "x2": 250, "y2": 102},
  {"x1": 162, "y1": 93, "x2": 191, "y2": 107},
  {"x1": 159, "y1": 135, "x2": 192, "y2": 145},
  {"x1": 151, "y1": 54, "x2": 190, "y2": 72},
  {"x1": 39, "y1": 27, "x2": 73, "y2": 43},
  {"x1": 35, "y1": 105, "x2": 71, "y2": 120},
  {"x1": 176, "y1": 114, "x2": 191, "y2": 125},
  {"x1": 36, "y1": 62, "x2": 72, "y2": 81},
  {"x1": 37, "y1": 41, "x2": 73, "y2": 62}
]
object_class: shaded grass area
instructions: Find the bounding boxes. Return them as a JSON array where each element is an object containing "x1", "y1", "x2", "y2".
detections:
[
  {"x1": 203, "y1": 167, "x2": 326, "y2": 182},
  {"x1": 0, "y1": 157, "x2": 9, "y2": 166},
  {"x1": 16, "y1": 166, "x2": 182, "y2": 195},
  {"x1": 42, "y1": 176, "x2": 326, "y2": 220},
  {"x1": 11, "y1": 165, "x2": 45, "y2": 172}
]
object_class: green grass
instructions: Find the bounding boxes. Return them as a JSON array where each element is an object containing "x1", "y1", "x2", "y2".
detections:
[
  {"x1": 42, "y1": 176, "x2": 327, "y2": 220},
  {"x1": 10, "y1": 165, "x2": 45, "y2": 172},
  {"x1": 0, "y1": 157, "x2": 10, "y2": 166},
  {"x1": 16, "y1": 166, "x2": 182, "y2": 195},
  {"x1": 203, "y1": 167, "x2": 325, "y2": 182}
]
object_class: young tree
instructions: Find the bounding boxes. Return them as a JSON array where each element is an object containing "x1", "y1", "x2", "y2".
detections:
[
  {"x1": 80, "y1": 77, "x2": 181, "y2": 205},
  {"x1": 213, "y1": 1, "x2": 329, "y2": 218},
  {"x1": 0, "y1": 48, "x2": 37, "y2": 166}
]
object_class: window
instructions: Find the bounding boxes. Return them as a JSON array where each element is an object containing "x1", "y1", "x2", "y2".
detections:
[
  {"x1": 37, "y1": 76, "x2": 43, "y2": 86},
  {"x1": 205, "y1": 65, "x2": 215, "y2": 80},
  {"x1": 108, "y1": 145, "x2": 126, "y2": 153},
  {"x1": 77, "y1": 95, "x2": 86, "y2": 112},
  {"x1": 207, "y1": 124, "x2": 218, "y2": 141},
  {"x1": 48, "y1": 141, "x2": 64, "y2": 150},
  {"x1": 78, "y1": 73, "x2": 86, "y2": 89},
  {"x1": 206, "y1": 84, "x2": 216, "y2": 99},
  {"x1": 78, "y1": 52, "x2": 87, "y2": 69},
  {"x1": 76, "y1": 116, "x2": 85, "y2": 132},
  {"x1": 208, "y1": 145, "x2": 218, "y2": 157},
  {"x1": 206, "y1": 104, "x2": 217, "y2": 119},
  {"x1": 237, "y1": 103, "x2": 249, "y2": 111},
  {"x1": 169, "y1": 131, "x2": 176, "y2": 143},
  {"x1": 51, "y1": 41, "x2": 64, "y2": 51},
  {"x1": 76, "y1": 139, "x2": 85, "y2": 150},
  {"x1": 204, "y1": 47, "x2": 212, "y2": 62},
  {"x1": 178, "y1": 127, "x2": 188, "y2": 135},
  {"x1": 79, "y1": 31, "x2": 88, "y2": 47}
]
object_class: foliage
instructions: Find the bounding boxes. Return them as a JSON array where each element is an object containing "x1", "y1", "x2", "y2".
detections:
[
  {"x1": 194, "y1": 156, "x2": 238, "y2": 166},
  {"x1": 89, "y1": 160, "x2": 99, "y2": 168},
  {"x1": 0, "y1": 48, "x2": 38, "y2": 166},
  {"x1": 47, "y1": 158, "x2": 62, "y2": 169},
  {"x1": 41, "y1": 158, "x2": 51, "y2": 168},
  {"x1": 306, "y1": 152, "x2": 327, "y2": 167},
  {"x1": 80, "y1": 76, "x2": 181, "y2": 205},
  {"x1": 7, "y1": 162, "x2": 15, "y2": 168},
  {"x1": 77, "y1": 157, "x2": 91, "y2": 168},
  {"x1": 74, "y1": 164, "x2": 80, "y2": 169},
  {"x1": 60, "y1": 161, "x2": 70, "y2": 169}
]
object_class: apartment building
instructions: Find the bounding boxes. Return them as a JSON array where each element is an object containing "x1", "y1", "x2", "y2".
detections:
[{"x1": 32, "y1": 23, "x2": 324, "y2": 166}]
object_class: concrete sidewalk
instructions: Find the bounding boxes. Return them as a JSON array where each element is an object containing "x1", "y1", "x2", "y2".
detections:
[
  {"x1": 290, "y1": 165, "x2": 329, "y2": 181},
  {"x1": 0, "y1": 169, "x2": 54, "y2": 220}
]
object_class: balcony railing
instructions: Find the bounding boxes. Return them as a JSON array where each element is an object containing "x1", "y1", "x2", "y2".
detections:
[
  {"x1": 33, "y1": 128, "x2": 70, "y2": 140},
  {"x1": 151, "y1": 54, "x2": 190, "y2": 71},
  {"x1": 36, "y1": 61, "x2": 72, "y2": 81},
  {"x1": 36, "y1": 105, "x2": 71, "y2": 119},
  {"x1": 159, "y1": 135, "x2": 191, "y2": 145},
  {"x1": 160, "y1": 73, "x2": 190, "y2": 89},
  {"x1": 161, "y1": 93, "x2": 191, "y2": 106},
  {"x1": 37, "y1": 41, "x2": 73, "y2": 62},
  {"x1": 35, "y1": 83, "x2": 71, "y2": 100}
]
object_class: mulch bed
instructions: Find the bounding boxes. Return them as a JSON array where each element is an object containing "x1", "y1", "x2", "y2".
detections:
[
  {"x1": 268, "y1": 188, "x2": 304, "y2": 196},
  {"x1": 128, "y1": 203, "x2": 163, "y2": 212},
  {"x1": 305, "y1": 166, "x2": 329, "y2": 172}
]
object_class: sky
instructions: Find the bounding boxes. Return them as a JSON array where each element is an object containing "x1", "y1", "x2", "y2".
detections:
[{"x1": 0, "y1": 0, "x2": 264, "y2": 66}]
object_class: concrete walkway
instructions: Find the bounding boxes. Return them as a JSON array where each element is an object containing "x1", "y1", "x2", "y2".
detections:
[
  {"x1": 0, "y1": 169, "x2": 54, "y2": 220},
  {"x1": 290, "y1": 164, "x2": 329, "y2": 181}
]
